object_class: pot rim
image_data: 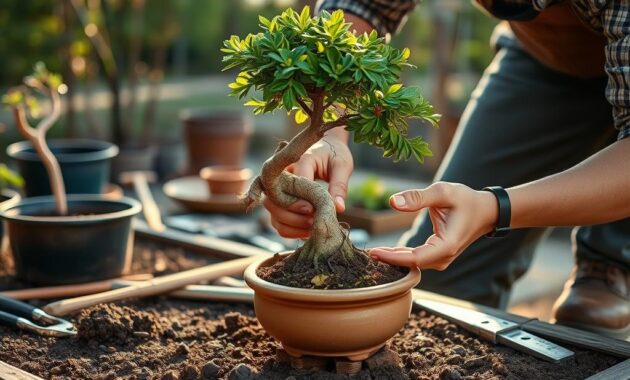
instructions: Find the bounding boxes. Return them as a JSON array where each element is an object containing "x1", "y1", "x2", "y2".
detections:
[
  {"x1": 1, "y1": 195, "x2": 141, "y2": 224},
  {"x1": 199, "y1": 166, "x2": 253, "y2": 182},
  {"x1": 244, "y1": 252, "x2": 421, "y2": 303},
  {"x1": 7, "y1": 139, "x2": 119, "y2": 163},
  {"x1": 0, "y1": 189, "x2": 21, "y2": 212}
]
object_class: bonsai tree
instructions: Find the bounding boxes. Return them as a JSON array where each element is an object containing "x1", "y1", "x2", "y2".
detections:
[
  {"x1": 222, "y1": 8, "x2": 439, "y2": 287},
  {"x1": 3, "y1": 63, "x2": 67, "y2": 215}
]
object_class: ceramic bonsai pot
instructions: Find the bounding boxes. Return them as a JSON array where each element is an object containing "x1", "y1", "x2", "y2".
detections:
[
  {"x1": 199, "y1": 166, "x2": 252, "y2": 195},
  {"x1": 7, "y1": 139, "x2": 119, "y2": 197},
  {"x1": 181, "y1": 110, "x2": 253, "y2": 173},
  {"x1": 244, "y1": 253, "x2": 421, "y2": 361},
  {"x1": 1, "y1": 195, "x2": 141, "y2": 285}
]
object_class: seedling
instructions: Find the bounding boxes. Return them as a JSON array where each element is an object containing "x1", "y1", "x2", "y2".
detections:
[
  {"x1": 3, "y1": 63, "x2": 67, "y2": 215},
  {"x1": 223, "y1": 8, "x2": 439, "y2": 286}
]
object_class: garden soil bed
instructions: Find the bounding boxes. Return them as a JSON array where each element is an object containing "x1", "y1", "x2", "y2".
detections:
[{"x1": 0, "y1": 242, "x2": 622, "y2": 379}]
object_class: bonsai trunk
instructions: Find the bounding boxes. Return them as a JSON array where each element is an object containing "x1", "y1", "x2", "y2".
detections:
[{"x1": 245, "y1": 93, "x2": 363, "y2": 270}]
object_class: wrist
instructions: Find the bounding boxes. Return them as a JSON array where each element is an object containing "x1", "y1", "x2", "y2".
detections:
[
  {"x1": 477, "y1": 190, "x2": 499, "y2": 236},
  {"x1": 324, "y1": 128, "x2": 349, "y2": 144}
]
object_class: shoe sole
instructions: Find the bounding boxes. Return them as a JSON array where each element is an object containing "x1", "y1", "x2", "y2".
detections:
[{"x1": 553, "y1": 319, "x2": 630, "y2": 341}]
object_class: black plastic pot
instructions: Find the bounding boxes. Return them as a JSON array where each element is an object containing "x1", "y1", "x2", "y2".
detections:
[
  {"x1": 7, "y1": 139, "x2": 119, "y2": 197},
  {"x1": 0, "y1": 189, "x2": 20, "y2": 246},
  {"x1": 1, "y1": 195, "x2": 141, "y2": 285}
]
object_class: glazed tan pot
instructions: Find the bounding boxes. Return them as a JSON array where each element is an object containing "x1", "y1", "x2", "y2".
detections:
[
  {"x1": 199, "y1": 166, "x2": 252, "y2": 195},
  {"x1": 244, "y1": 253, "x2": 421, "y2": 361}
]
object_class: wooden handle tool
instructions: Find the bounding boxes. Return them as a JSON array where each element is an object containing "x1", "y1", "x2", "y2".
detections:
[
  {"x1": 0, "y1": 274, "x2": 153, "y2": 301},
  {"x1": 42, "y1": 256, "x2": 262, "y2": 316},
  {"x1": 169, "y1": 285, "x2": 254, "y2": 303}
]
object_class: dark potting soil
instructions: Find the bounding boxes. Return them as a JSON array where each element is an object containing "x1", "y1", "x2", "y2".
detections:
[
  {"x1": 0, "y1": 243, "x2": 622, "y2": 379},
  {"x1": 257, "y1": 250, "x2": 407, "y2": 289}
]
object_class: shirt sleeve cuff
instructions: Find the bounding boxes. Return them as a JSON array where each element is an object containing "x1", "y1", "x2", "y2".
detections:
[{"x1": 316, "y1": 0, "x2": 391, "y2": 37}]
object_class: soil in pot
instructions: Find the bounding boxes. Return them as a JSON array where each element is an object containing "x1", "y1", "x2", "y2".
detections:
[
  {"x1": 0, "y1": 243, "x2": 621, "y2": 379},
  {"x1": 257, "y1": 250, "x2": 407, "y2": 289}
]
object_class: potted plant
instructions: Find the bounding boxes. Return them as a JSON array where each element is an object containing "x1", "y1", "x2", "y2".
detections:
[
  {"x1": 340, "y1": 177, "x2": 420, "y2": 235},
  {"x1": 226, "y1": 8, "x2": 439, "y2": 360},
  {"x1": 1, "y1": 64, "x2": 141, "y2": 285}
]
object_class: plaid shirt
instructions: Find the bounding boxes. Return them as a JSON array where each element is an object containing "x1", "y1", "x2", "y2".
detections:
[{"x1": 316, "y1": 0, "x2": 630, "y2": 140}]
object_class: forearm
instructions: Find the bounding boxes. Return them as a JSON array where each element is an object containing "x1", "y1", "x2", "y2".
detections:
[{"x1": 508, "y1": 138, "x2": 630, "y2": 228}]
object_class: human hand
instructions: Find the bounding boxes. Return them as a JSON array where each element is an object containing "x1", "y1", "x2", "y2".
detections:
[
  {"x1": 369, "y1": 182, "x2": 499, "y2": 270},
  {"x1": 263, "y1": 134, "x2": 353, "y2": 238}
]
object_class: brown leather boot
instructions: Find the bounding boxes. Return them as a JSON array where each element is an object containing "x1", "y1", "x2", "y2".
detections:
[{"x1": 552, "y1": 260, "x2": 630, "y2": 339}]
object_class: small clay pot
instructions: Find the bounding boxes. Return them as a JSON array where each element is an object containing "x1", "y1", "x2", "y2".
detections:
[
  {"x1": 1, "y1": 195, "x2": 141, "y2": 285},
  {"x1": 199, "y1": 166, "x2": 252, "y2": 195},
  {"x1": 181, "y1": 110, "x2": 253, "y2": 173},
  {"x1": 244, "y1": 253, "x2": 421, "y2": 361},
  {"x1": 7, "y1": 139, "x2": 119, "y2": 197}
]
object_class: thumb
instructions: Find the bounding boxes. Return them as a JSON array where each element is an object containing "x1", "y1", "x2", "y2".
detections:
[{"x1": 390, "y1": 184, "x2": 452, "y2": 212}]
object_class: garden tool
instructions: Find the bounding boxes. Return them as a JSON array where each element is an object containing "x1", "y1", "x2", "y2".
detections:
[
  {"x1": 414, "y1": 298, "x2": 574, "y2": 363},
  {"x1": 109, "y1": 282, "x2": 255, "y2": 303},
  {"x1": 43, "y1": 255, "x2": 265, "y2": 316},
  {"x1": 0, "y1": 294, "x2": 75, "y2": 337},
  {"x1": 119, "y1": 170, "x2": 165, "y2": 231},
  {"x1": 165, "y1": 214, "x2": 286, "y2": 253},
  {"x1": 0, "y1": 274, "x2": 153, "y2": 301}
]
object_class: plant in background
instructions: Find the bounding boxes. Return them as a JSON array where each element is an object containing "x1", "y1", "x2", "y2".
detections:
[
  {"x1": 222, "y1": 8, "x2": 439, "y2": 287},
  {"x1": 2, "y1": 63, "x2": 66, "y2": 214},
  {"x1": 347, "y1": 177, "x2": 395, "y2": 212}
]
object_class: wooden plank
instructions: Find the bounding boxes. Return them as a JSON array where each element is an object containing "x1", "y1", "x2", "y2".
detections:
[
  {"x1": 522, "y1": 321, "x2": 630, "y2": 359},
  {"x1": 412, "y1": 289, "x2": 630, "y2": 358},
  {"x1": 585, "y1": 359, "x2": 630, "y2": 380},
  {"x1": 133, "y1": 219, "x2": 272, "y2": 260},
  {"x1": 0, "y1": 361, "x2": 43, "y2": 380}
]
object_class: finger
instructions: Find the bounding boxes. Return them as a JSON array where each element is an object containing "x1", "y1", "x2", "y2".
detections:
[
  {"x1": 369, "y1": 247, "x2": 417, "y2": 267},
  {"x1": 292, "y1": 156, "x2": 316, "y2": 180},
  {"x1": 390, "y1": 183, "x2": 453, "y2": 212},
  {"x1": 370, "y1": 246, "x2": 413, "y2": 252},
  {"x1": 270, "y1": 218, "x2": 311, "y2": 239},
  {"x1": 328, "y1": 158, "x2": 352, "y2": 212},
  {"x1": 264, "y1": 198, "x2": 313, "y2": 228},
  {"x1": 287, "y1": 199, "x2": 314, "y2": 215}
]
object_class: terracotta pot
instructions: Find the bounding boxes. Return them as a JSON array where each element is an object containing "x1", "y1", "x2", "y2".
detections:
[
  {"x1": 199, "y1": 166, "x2": 252, "y2": 195},
  {"x1": 181, "y1": 110, "x2": 253, "y2": 174},
  {"x1": 244, "y1": 253, "x2": 421, "y2": 361}
]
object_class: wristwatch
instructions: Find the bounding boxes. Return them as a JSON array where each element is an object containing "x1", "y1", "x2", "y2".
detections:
[{"x1": 482, "y1": 186, "x2": 511, "y2": 238}]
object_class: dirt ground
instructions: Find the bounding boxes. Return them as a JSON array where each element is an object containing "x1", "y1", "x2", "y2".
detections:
[{"x1": 0, "y1": 242, "x2": 621, "y2": 379}]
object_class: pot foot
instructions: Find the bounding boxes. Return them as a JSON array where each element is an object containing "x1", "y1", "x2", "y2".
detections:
[{"x1": 336, "y1": 360, "x2": 362, "y2": 375}]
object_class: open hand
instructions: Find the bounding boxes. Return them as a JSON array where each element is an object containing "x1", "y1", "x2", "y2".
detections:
[
  {"x1": 263, "y1": 135, "x2": 353, "y2": 238},
  {"x1": 369, "y1": 182, "x2": 498, "y2": 270}
]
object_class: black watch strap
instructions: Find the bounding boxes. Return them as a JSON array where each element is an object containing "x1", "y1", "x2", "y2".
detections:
[{"x1": 482, "y1": 186, "x2": 511, "y2": 238}]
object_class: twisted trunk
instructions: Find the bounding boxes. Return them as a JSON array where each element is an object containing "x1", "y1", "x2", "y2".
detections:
[{"x1": 245, "y1": 92, "x2": 362, "y2": 269}]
